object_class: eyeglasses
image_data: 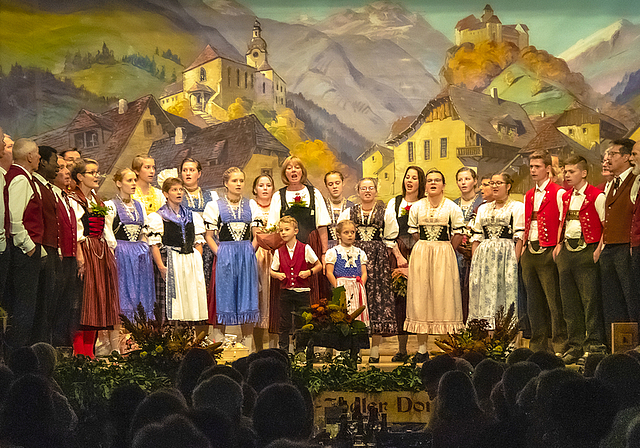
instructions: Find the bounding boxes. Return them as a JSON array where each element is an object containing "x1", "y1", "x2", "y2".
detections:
[
  {"x1": 359, "y1": 186, "x2": 376, "y2": 191},
  {"x1": 489, "y1": 181, "x2": 506, "y2": 187},
  {"x1": 608, "y1": 151, "x2": 621, "y2": 157},
  {"x1": 481, "y1": 182, "x2": 491, "y2": 187}
]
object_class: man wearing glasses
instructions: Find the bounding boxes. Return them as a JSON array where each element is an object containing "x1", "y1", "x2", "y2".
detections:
[{"x1": 600, "y1": 139, "x2": 638, "y2": 345}]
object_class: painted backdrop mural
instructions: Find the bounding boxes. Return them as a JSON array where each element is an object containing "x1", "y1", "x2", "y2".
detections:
[{"x1": 1, "y1": 0, "x2": 639, "y2": 199}]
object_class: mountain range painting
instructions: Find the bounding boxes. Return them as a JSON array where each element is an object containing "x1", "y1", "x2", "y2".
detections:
[{"x1": 2, "y1": 0, "x2": 640, "y2": 198}]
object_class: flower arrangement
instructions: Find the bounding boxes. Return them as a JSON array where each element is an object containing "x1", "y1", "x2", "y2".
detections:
[
  {"x1": 391, "y1": 271, "x2": 407, "y2": 297},
  {"x1": 400, "y1": 204, "x2": 412, "y2": 216},
  {"x1": 89, "y1": 203, "x2": 112, "y2": 217},
  {"x1": 300, "y1": 287, "x2": 368, "y2": 337},
  {"x1": 288, "y1": 193, "x2": 308, "y2": 210},
  {"x1": 434, "y1": 303, "x2": 520, "y2": 361}
]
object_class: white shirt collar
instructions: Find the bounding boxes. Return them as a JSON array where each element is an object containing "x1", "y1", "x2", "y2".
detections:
[
  {"x1": 536, "y1": 178, "x2": 550, "y2": 193},
  {"x1": 32, "y1": 171, "x2": 50, "y2": 186},
  {"x1": 617, "y1": 166, "x2": 634, "y2": 183}
]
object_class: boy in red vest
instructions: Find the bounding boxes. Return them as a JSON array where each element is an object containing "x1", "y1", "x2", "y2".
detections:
[
  {"x1": 270, "y1": 216, "x2": 321, "y2": 352},
  {"x1": 521, "y1": 149, "x2": 568, "y2": 354},
  {"x1": 552, "y1": 155, "x2": 606, "y2": 363}
]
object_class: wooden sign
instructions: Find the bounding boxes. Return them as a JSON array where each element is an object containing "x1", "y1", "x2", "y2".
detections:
[{"x1": 611, "y1": 322, "x2": 638, "y2": 353}]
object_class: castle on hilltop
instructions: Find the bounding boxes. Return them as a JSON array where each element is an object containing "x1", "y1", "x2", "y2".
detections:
[
  {"x1": 455, "y1": 4, "x2": 529, "y2": 49},
  {"x1": 160, "y1": 19, "x2": 286, "y2": 123}
]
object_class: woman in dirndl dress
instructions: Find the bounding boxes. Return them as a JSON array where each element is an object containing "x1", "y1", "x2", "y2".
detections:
[
  {"x1": 406, "y1": 169, "x2": 465, "y2": 363},
  {"x1": 204, "y1": 167, "x2": 260, "y2": 349},
  {"x1": 68, "y1": 158, "x2": 121, "y2": 358},
  {"x1": 250, "y1": 173, "x2": 279, "y2": 350},
  {"x1": 104, "y1": 168, "x2": 155, "y2": 320},
  {"x1": 468, "y1": 172, "x2": 524, "y2": 326},
  {"x1": 338, "y1": 177, "x2": 400, "y2": 363}
]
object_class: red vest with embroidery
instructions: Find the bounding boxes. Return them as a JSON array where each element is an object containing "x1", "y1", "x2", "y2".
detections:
[
  {"x1": 56, "y1": 193, "x2": 77, "y2": 257},
  {"x1": 560, "y1": 185, "x2": 603, "y2": 244},
  {"x1": 524, "y1": 181, "x2": 562, "y2": 247},
  {"x1": 4, "y1": 165, "x2": 44, "y2": 245},
  {"x1": 33, "y1": 177, "x2": 59, "y2": 249},
  {"x1": 278, "y1": 241, "x2": 311, "y2": 290},
  {"x1": 631, "y1": 194, "x2": 640, "y2": 248}
]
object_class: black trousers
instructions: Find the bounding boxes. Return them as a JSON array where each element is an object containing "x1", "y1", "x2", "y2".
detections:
[
  {"x1": 0, "y1": 246, "x2": 10, "y2": 308},
  {"x1": 556, "y1": 243, "x2": 605, "y2": 352},
  {"x1": 52, "y1": 257, "x2": 81, "y2": 347},
  {"x1": 600, "y1": 243, "x2": 637, "y2": 344},
  {"x1": 278, "y1": 289, "x2": 309, "y2": 350},
  {"x1": 33, "y1": 245, "x2": 59, "y2": 343},
  {"x1": 6, "y1": 242, "x2": 42, "y2": 350},
  {"x1": 521, "y1": 245, "x2": 568, "y2": 353}
]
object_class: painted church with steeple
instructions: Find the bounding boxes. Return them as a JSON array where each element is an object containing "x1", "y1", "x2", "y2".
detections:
[{"x1": 159, "y1": 19, "x2": 286, "y2": 124}]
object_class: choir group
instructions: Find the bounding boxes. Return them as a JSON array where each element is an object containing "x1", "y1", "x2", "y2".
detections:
[{"x1": 1, "y1": 125, "x2": 640, "y2": 363}]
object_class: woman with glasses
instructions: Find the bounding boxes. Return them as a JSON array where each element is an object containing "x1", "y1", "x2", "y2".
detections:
[
  {"x1": 468, "y1": 172, "x2": 524, "y2": 326},
  {"x1": 68, "y1": 159, "x2": 121, "y2": 357},
  {"x1": 406, "y1": 169, "x2": 464, "y2": 363},
  {"x1": 338, "y1": 178, "x2": 399, "y2": 363}
]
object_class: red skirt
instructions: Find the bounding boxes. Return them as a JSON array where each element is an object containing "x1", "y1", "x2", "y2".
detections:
[{"x1": 80, "y1": 237, "x2": 121, "y2": 327}]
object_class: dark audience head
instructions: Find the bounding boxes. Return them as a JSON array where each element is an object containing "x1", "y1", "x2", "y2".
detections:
[
  {"x1": 421, "y1": 354, "x2": 457, "y2": 399},
  {"x1": 435, "y1": 370, "x2": 482, "y2": 422},
  {"x1": 0, "y1": 373, "x2": 60, "y2": 448},
  {"x1": 131, "y1": 414, "x2": 211, "y2": 448},
  {"x1": 534, "y1": 368, "x2": 583, "y2": 417},
  {"x1": 231, "y1": 356, "x2": 250, "y2": 379},
  {"x1": 8, "y1": 346, "x2": 40, "y2": 378},
  {"x1": 454, "y1": 358, "x2": 474, "y2": 377},
  {"x1": 175, "y1": 348, "x2": 216, "y2": 405},
  {"x1": 541, "y1": 377, "x2": 618, "y2": 447},
  {"x1": 626, "y1": 350, "x2": 640, "y2": 364},
  {"x1": 129, "y1": 389, "x2": 188, "y2": 440},
  {"x1": 526, "y1": 351, "x2": 565, "y2": 371},
  {"x1": 31, "y1": 342, "x2": 57, "y2": 378},
  {"x1": 461, "y1": 351, "x2": 486, "y2": 368},
  {"x1": 627, "y1": 415, "x2": 640, "y2": 448},
  {"x1": 595, "y1": 353, "x2": 640, "y2": 409},
  {"x1": 253, "y1": 384, "x2": 309, "y2": 447},
  {"x1": 242, "y1": 383, "x2": 257, "y2": 417},
  {"x1": 506, "y1": 347, "x2": 533, "y2": 365},
  {"x1": 490, "y1": 381, "x2": 509, "y2": 421},
  {"x1": 265, "y1": 440, "x2": 318, "y2": 448},
  {"x1": 0, "y1": 365, "x2": 15, "y2": 404},
  {"x1": 192, "y1": 374, "x2": 244, "y2": 420},
  {"x1": 583, "y1": 353, "x2": 606, "y2": 377},
  {"x1": 198, "y1": 364, "x2": 244, "y2": 386},
  {"x1": 473, "y1": 358, "x2": 505, "y2": 405},
  {"x1": 108, "y1": 384, "x2": 147, "y2": 446},
  {"x1": 502, "y1": 361, "x2": 541, "y2": 413},
  {"x1": 187, "y1": 408, "x2": 238, "y2": 448},
  {"x1": 247, "y1": 357, "x2": 290, "y2": 394}
]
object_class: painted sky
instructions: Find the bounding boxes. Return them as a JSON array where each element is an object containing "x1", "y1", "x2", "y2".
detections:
[{"x1": 244, "y1": 0, "x2": 640, "y2": 56}]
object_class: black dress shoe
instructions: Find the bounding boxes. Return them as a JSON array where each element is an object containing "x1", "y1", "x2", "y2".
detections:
[
  {"x1": 391, "y1": 352, "x2": 409, "y2": 363},
  {"x1": 561, "y1": 349, "x2": 583, "y2": 365},
  {"x1": 413, "y1": 352, "x2": 429, "y2": 363},
  {"x1": 368, "y1": 356, "x2": 379, "y2": 364}
]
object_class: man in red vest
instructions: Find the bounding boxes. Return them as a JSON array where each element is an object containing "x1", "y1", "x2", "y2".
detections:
[
  {"x1": 32, "y1": 145, "x2": 61, "y2": 344},
  {"x1": 51, "y1": 156, "x2": 80, "y2": 348},
  {"x1": 553, "y1": 155, "x2": 606, "y2": 363},
  {"x1": 521, "y1": 149, "x2": 568, "y2": 353},
  {"x1": 4, "y1": 139, "x2": 44, "y2": 350},
  {"x1": 600, "y1": 139, "x2": 638, "y2": 344}
]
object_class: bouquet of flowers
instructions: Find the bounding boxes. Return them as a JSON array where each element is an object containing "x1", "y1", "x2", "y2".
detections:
[
  {"x1": 299, "y1": 287, "x2": 368, "y2": 337},
  {"x1": 288, "y1": 193, "x2": 308, "y2": 211}
]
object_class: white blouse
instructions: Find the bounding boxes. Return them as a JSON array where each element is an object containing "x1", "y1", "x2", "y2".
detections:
[
  {"x1": 267, "y1": 186, "x2": 331, "y2": 228},
  {"x1": 407, "y1": 197, "x2": 464, "y2": 235},
  {"x1": 147, "y1": 210, "x2": 206, "y2": 247},
  {"x1": 470, "y1": 199, "x2": 525, "y2": 243},
  {"x1": 202, "y1": 198, "x2": 261, "y2": 231},
  {"x1": 337, "y1": 204, "x2": 399, "y2": 248},
  {"x1": 103, "y1": 199, "x2": 149, "y2": 249}
]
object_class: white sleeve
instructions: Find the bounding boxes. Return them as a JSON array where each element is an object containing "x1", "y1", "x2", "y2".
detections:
[
  {"x1": 271, "y1": 249, "x2": 280, "y2": 271},
  {"x1": 594, "y1": 192, "x2": 606, "y2": 222},
  {"x1": 7, "y1": 176, "x2": 35, "y2": 254},
  {"x1": 408, "y1": 201, "x2": 419, "y2": 234},
  {"x1": 325, "y1": 247, "x2": 338, "y2": 265},
  {"x1": 359, "y1": 248, "x2": 368, "y2": 265},
  {"x1": 103, "y1": 201, "x2": 117, "y2": 250},
  {"x1": 68, "y1": 197, "x2": 86, "y2": 243},
  {"x1": 267, "y1": 192, "x2": 282, "y2": 228},
  {"x1": 512, "y1": 201, "x2": 525, "y2": 241},
  {"x1": 147, "y1": 213, "x2": 164, "y2": 246},
  {"x1": 450, "y1": 202, "x2": 465, "y2": 235},
  {"x1": 209, "y1": 190, "x2": 220, "y2": 201},
  {"x1": 193, "y1": 212, "x2": 206, "y2": 245},
  {"x1": 202, "y1": 201, "x2": 220, "y2": 231},
  {"x1": 470, "y1": 203, "x2": 486, "y2": 243},
  {"x1": 314, "y1": 187, "x2": 331, "y2": 227},
  {"x1": 556, "y1": 189, "x2": 565, "y2": 213},
  {"x1": 383, "y1": 203, "x2": 399, "y2": 247},
  {"x1": 337, "y1": 208, "x2": 351, "y2": 223},
  {"x1": 249, "y1": 199, "x2": 262, "y2": 226},
  {"x1": 305, "y1": 244, "x2": 319, "y2": 264}
]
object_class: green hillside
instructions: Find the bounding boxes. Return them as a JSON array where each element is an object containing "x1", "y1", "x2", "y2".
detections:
[
  {"x1": 483, "y1": 63, "x2": 576, "y2": 116},
  {"x1": 0, "y1": 1, "x2": 200, "y2": 77}
]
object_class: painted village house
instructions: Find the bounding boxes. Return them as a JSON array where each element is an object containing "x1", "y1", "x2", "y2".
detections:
[
  {"x1": 455, "y1": 4, "x2": 529, "y2": 49},
  {"x1": 380, "y1": 86, "x2": 536, "y2": 199},
  {"x1": 149, "y1": 114, "x2": 290, "y2": 195},
  {"x1": 554, "y1": 105, "x2": 627, "y2": 152},
  {"x1": 159, "y1": 20, "x2": 286, "y2": 125},
  {"x1": 33, "y1": 95, "x2": 196, "y2": 199},
  {"x1": 358, "y1": 144, "x2": 395, "y2": 201}
]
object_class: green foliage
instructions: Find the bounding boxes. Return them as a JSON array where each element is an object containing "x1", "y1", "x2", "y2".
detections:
[
  {"x1": 391, "y1": 274, "x2": 407, "y2": 297},
  {"x1": 291, "y1": 356, "x2": 423, "y2": 396}
]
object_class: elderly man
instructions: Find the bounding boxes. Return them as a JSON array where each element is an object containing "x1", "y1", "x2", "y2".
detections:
[{"x1": 4, "y1": 138, "x2": 44, "y2": 350}]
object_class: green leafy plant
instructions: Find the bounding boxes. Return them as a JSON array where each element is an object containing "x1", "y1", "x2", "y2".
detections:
[
  {"x1": 434, "y1": 303, "x2": 519, "y2": 361},
  {"x1": 299, "y1": 286, "x2": 368, "y2": 337},
  {"x1": 391, "y1": 273, "x2": 407, "y2": 297}
]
